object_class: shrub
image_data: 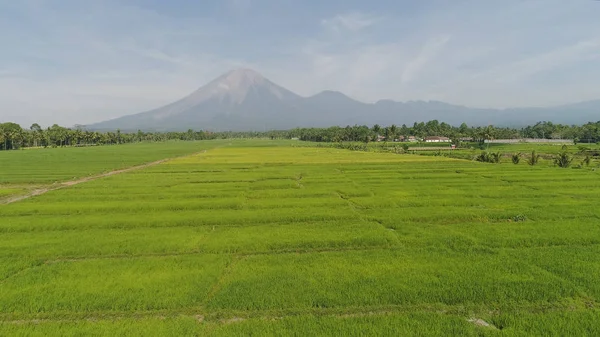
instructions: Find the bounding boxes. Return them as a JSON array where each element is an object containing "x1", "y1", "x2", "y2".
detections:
[
  {"x1": 490, "y1": 152, "x2": 501, "y2": 163},
  {"x1": 554, "y1": 151, "x2": 573, "y2": 168},
  {"x1": 511, "y1": 153, "x2": 521, "y2": 164},
  {"x1": 475, "y1": 152, "x2": 490, "y2": 163},
  {"x1": 475, "y1": 151, "x2": 501, "y2": 163},
  {"x1": 527, "y1": 150, "x2": 540, "y2": 166},
  {"x1": 512, "y1": 214, "x2": 527, "y2": 222}
]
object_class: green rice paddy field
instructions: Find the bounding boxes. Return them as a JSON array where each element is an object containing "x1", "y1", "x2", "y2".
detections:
[
  {"x1": 0, "y1": 141, "x2": 232, "y2": 183},
  {"x1": 1, "y1": 140, "x2": 599, "y2": 336}
]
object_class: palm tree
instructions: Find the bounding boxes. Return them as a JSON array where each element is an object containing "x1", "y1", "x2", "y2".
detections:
[
  {"x1": 554, "y1": 151, "x2": 573, "y2": 168},
  {"x1": 389, "y1": 124, "x2": 398, "y2": 141},
  {"x1": 372, "y1": 124, "x2": 381, "y2": 136},
  {"x1": 30, "y1": 123, "x2": 42, "y2": 147},
  {"x1": 0, "y1": 126, "x2": 8, "y2": 150},
  {"x1": 512, "y1": 153, "x2": 521, "y2": 164},
  {"x1": 483, "y1": 125, "x2": 496, "y2": 149},
  {"x1": 0, "y1": 122, "x2": 23, "y2": 150},
  {"x1": 527, "y1": 150, "x2": 541, "y2": 166},
  {"x1": 12, "y1": 128, "x2": 25, "y2": 149}
]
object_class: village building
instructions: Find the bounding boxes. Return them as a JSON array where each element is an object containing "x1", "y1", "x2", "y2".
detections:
[{"x1": 423, "y1": 136, "x2": 451, "y2": 143}]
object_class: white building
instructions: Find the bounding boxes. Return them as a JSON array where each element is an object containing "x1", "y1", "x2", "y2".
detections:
[{"x1": 424, "y1": 136, "x2": 451, "y2": 143}]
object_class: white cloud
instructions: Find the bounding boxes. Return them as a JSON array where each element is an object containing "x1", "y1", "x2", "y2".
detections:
[
  {"x1": 474, "y1": 39, "x2": 600, "y2": 83},
  {"x1": 321, "y1": 12, "x2": 381, "y2": 32},
  {"x1": 401, "y1": 35, "x2": 451, "y2": 84},
  {"x1": 282, "y1": 0, "x2": 600, "y2": 108},
  {"x1": 2, "y1": 0, "x2": 600, "y2": 126}
]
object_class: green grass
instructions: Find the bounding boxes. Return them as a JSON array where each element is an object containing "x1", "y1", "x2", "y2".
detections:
[
  {"x1": 486, "y1": 142, "x2": 600, "y2": 154},
  {"x1": 0, "y1": 187, "x2": 22, "y2": 197},
  {"x1": 2, "y1": 310, "x2": 600, "y2": 336},
  {"x1": 0, "y1": 317, "x2": 207, "y2": 337},
  {"x1": 0, "y1": 140, "x2": 228, "y2": 184},
  {"x1": 0, "y1": 255, "x2": 229, "y2": 316},
  {"x1": 207, "y1": 249, "x2": 580, "y2": 311},
  {"x1": 1, "y1": 141, "x2": 599, "y2": 335}
]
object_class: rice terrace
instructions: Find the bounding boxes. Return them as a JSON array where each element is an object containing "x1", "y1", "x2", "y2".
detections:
[{"x1": 1, "y1": 138, "x2": 600, "y2": 336}]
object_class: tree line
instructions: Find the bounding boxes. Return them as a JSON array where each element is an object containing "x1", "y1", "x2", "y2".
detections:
[
  {"x1": 0, "y1": 123, "x2": 274, "y2": 150},
  {"x1": 288, "y1": 120, "x2": 600, "y2": 144},
  {"x1": 1, "y1": 120, "x2": 599, "y2": 151}
]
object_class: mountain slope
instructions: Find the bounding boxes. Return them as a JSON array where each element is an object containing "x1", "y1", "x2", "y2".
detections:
[
  {"x1": 91, "y1": 69, "x2": 305, "y2": 131},
  {"x1": 88, "y1": 69, "x2": 600, "y2": 131}
]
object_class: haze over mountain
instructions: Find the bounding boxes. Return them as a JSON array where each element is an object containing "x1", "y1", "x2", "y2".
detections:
[{"x1": 89, "y1": 69, "x2": 600, "y2": 132}]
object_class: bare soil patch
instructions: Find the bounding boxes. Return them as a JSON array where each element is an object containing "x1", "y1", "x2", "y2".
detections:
[{"x1": 468, "y1": 318, "x2": 497, "y2": 329}]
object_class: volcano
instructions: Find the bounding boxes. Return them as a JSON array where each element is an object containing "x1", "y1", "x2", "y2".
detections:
[{"x1": 89, "y1": 69, "x2": 600, "y2": 131}]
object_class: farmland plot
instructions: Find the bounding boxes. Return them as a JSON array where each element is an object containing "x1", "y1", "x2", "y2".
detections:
[
  {"x1": 1, "y1": 142, "x2": 599, "y2": 336},
  {"x1": 0, "y1": 141, "x2": 230, "y2": 205}
]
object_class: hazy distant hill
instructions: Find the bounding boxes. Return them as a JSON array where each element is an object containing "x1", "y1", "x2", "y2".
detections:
[{"x1": 89, "y1": 69, "x2": 600, "y2": 131}]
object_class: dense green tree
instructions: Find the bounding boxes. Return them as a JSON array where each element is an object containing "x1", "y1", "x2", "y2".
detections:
[
  {"x1": 389, "y1": 124, "x2": 398, "y2": 141},
  {"x1": 1, "y1": 119, "x2": 599, "y2": 151},
  {"x1": 372, "y1": 124, "x2": 381, "y2": 135},
  {"x1": 0, "y1": 122, "x2": 23, "y2": 150}
]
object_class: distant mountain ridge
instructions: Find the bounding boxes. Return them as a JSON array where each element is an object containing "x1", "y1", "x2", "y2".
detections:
[{"x1": 88, "y1": 69, "x2": 600, "y2": 131}]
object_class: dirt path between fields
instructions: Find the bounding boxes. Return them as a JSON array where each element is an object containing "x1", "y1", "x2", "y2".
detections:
[{"x1": 0, "y1": 150, "x2": 206, "y2": 206}]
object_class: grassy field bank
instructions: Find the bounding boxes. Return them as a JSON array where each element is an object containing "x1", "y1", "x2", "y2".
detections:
[{"x1": 1, "y1": 141, "x2": 599, "y2": 335}]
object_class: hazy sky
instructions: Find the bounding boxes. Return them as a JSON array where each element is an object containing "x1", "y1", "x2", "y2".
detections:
[{"x1": 2, "y1": 0, "x2": 600, "y2": 127}]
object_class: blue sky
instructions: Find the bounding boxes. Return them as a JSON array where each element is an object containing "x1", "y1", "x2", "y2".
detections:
[{"x1": 1, "y1": 0, "x2": 600, "y2": 126}]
